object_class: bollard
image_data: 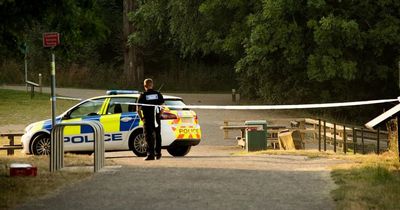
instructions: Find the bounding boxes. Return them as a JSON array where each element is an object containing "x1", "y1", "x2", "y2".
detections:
[
  {"x1": 38, "y1": 73, "x2": 42, "y2": 93},
  {"x1": 51, "y1": 121, "x2": 105, "y2": 172},
  {"x1": 232, "y1": 89, "x2": 236, "y2": 103}
]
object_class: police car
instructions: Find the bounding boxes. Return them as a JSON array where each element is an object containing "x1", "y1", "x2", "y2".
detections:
[{"x1": 21, "y1": 90, "x2": 201, "y2": 157}]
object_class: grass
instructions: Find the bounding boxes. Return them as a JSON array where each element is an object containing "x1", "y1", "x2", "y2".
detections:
[
  {"x1": 0, "y1": 154, "x2": 96, "y2": 210},
  {"x1": 0, "y1": 89, "x2": 76, "y2": 127},
  {"x1": 0, "y1": 89, "x2": 103, "y2": 209},
  {"x1": 234, "y1": 149, "x2": 400, "y2": 210},
  {"x1": 331, "y1": 152, "x2": 400, "y2": 210}
]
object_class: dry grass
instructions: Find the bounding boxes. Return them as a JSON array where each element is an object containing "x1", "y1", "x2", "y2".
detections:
[
  {"x1": 0, "y1": 154, "x2": 101, "y2": 210},
  {"x1": 234, "y1": 149, "x2": 400, "y2": 210}
]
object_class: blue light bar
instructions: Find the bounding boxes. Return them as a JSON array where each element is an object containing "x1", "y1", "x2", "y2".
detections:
[{"x1": 106, "y1": 90, "x2": 140, "y2": 95}]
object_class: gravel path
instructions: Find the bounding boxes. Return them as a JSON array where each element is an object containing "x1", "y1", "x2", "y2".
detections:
[{"x1": 2, "y1": 86, "x2": 341, "y2": 210}]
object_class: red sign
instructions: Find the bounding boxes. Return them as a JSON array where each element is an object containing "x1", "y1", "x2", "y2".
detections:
[{"x1": 43, "y1": 32, "x2": 60, "y2": 47}]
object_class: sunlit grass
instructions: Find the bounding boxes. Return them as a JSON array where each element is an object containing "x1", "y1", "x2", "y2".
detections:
[
  {"x1": 0, "y1": 89, "x2": 76, "y2": 126},
  {"x1": 0, "y1": 154, "x2": 97, "y2": 209}
]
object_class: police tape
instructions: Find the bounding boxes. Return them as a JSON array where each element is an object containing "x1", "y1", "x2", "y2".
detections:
[{"x1": 55, "y1": 96, "x2": 400, "y2": 110}]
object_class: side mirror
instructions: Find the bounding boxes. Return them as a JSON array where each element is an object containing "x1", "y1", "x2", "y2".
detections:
[{"x1": 62, "y1": 112, "x2": 71, "y2": 120}]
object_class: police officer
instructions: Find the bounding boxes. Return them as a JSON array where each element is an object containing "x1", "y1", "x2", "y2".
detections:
[{"x1": 137, "y1": 78, "x2": 164, "y2": 161}]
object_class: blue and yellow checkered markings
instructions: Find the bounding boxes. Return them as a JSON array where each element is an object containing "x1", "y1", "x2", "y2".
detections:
[{"x1": 39, "y1": 113, "x2": 140, "y2": 135}]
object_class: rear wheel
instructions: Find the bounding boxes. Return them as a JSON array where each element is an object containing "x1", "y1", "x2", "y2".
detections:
[
  {"x1": 31, "y1": 134, "x2": 51, "y2": 155},
  {"x1": 130, "y1": 132, "x2": 147, "y2": 157},
  {"x1": 167, "y1": 145, "x2": 191, "y2": 157}
]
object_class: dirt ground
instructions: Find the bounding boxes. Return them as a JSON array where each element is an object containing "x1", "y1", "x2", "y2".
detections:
[{"x1": 2, "y1": 86, "x2": 342, "y2": 210}]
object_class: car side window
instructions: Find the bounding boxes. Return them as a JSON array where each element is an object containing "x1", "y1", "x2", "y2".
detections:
[
  {"x1": 106, "y1": 97, "x2": 137, "y2": 114},
  {"x1": 69, "y1": 98, "x2": 105, "y2": 119}
]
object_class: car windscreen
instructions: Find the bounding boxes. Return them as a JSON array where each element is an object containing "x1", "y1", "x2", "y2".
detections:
[{"x1": 164, "y1": 99, "x2": 187, "y2": 110}]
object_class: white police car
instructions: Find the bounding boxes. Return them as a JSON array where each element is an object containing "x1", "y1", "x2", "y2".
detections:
[{"x1": 21, "y1": 90, "x2": 201, "y2": 157}]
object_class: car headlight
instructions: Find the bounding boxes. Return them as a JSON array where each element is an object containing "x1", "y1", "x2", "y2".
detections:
[{"x1": 24, "y1": 123, "x2": 34, "y2": 134}]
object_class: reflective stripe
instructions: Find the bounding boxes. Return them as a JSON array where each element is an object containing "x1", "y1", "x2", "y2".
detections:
[
  {"x1": 62, "y1": 118, "x2": 82, "y2": 135},
  {"x1": 33, "y1": 122, "x2": 45, "y2": 132},
  {"x1": 99, "y1": 98, "x2": 110, "y2": 114},
  {"x1": 100, "y1": 114, "x2": 121, "y2": 132}
]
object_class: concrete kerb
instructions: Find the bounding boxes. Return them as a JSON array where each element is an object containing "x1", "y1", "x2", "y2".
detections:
[{"x1": 50, "y1": 121, "x2": 105, "y2": 172}]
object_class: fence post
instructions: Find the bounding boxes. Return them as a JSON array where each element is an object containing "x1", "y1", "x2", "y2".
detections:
[
  {"x1": 333, "y1": 123, "x2": 337, "y2": 153},
  {"x1": 353, "y1": 127, "x2": 356, "y2": 154},
  {"x1": 318, "y1": 119, "x2": 321, "y2": 151},
  {"x1": 223, "y1": 121, "x2": 229, "y2": 139},
  {"x1": 232, "y1": 89, "x2": 236, "y2": 103},
  {"x1": 361, "y1": 128, "x2": 365, "y2": 154},
  {"x1": 323, "y1": 121, "x2": 327, "y2": 151},
  {"x1": 377, "y1": 127, "x2": 380, "y2": 155},
  {"x1": 343, "y1": 125, "x2": 347, "y2": 154}
]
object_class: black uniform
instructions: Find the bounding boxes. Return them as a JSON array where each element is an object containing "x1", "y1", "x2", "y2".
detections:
[{"x1": 138, "y1": 89, "x2": 164, "y2": 157}]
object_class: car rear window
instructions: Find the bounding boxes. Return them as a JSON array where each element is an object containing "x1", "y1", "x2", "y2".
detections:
[{"x1": 165, "y1": 99, "x2": 187, "y2": 110}]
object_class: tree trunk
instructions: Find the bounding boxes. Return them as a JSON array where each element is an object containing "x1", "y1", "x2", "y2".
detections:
[{"x1": 123, "y1": 0, "x2": 144, "y2": 88}]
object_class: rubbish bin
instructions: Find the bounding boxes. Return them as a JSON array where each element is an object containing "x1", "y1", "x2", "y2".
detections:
[{"x1": 245, "y1": 120, "x2": 267, "y2": 152}]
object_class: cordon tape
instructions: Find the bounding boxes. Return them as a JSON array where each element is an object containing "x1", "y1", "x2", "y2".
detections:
[{"x1": 56, "y1": 96, "x2": 400, "y2": 110}]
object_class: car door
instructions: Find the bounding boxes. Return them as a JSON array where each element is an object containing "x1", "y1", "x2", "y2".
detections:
[
  {"x1": 62, "y1": 98, "x2": 106, "y2": 151},
  {"x1": 100, "y1": 97, "x2": 140, "y2": 150}
]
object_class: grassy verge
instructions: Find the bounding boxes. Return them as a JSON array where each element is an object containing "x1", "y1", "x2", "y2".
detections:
[
  {"x1": 0, "y1": 154, "x2": 97, "y2": 209},
  {"x1": 0, "y1": 89, "x2": 101, "y2": 209},
  {"x1": 234, "y1": 149, "x2": 400, "y2": 209},
  {"x1": 331, "y1": 152, "x2": 400, "y2": 210},
  {"x1": 0, "y1": 89, "x2": 76, "y2": 126}
]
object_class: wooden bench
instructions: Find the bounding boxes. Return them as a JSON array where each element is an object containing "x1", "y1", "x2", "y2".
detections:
[
  {"x1": 220, "y1": 124, "x2": 287, "y2": 149},
  {"x1": 0, "y1": 132, "x2": 24, "y2": 155}
]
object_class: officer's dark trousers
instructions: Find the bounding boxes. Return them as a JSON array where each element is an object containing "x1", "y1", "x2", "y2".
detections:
[{"x1": 144, "y1": 120, "x2": 161, "y2": 156}]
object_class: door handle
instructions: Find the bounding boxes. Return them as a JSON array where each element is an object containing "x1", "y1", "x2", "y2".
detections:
[{"x1": 120, "y1": 117, "x2": 133, "y2": 122}]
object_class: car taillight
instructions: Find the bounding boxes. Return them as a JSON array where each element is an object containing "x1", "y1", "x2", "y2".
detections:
[{"x1": 161, "y1": 112, "x2": 177, "y2": 120}]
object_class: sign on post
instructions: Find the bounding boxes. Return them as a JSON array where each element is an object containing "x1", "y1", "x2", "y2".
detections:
[{"x1": 43, "y1": 32, "x2": 60, "y2": 48}]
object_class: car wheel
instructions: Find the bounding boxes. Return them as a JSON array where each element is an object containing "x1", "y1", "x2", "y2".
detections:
[
  {"x1": 130, "y1": 132, "x2": 147, "y2": 157},
  {"x1": 31, "y1": 134, "x2": 51, "y2": 156},
  {"x1": 167, "y1": 145, "x2": 191, "y2": 157}
]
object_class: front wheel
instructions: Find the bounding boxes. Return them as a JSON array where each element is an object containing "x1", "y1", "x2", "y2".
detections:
[
  {"x1": 167, "y1": 145, "x2": 191, "y2": 157},
  {"x1": 31, "y1": 134, "x2": 51, "y2": 155},
  {"x1": 130, "y1": 132, "x2": 147, "y2": 157}
]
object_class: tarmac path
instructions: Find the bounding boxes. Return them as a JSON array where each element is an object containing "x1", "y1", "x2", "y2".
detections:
[{"x1": 2, "y1": 86, "x2": 342, "y2": 210}]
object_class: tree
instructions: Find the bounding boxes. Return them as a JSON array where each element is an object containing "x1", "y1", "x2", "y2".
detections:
[{"x1": 123, "y1": 0, "x2": 143, "y2": 87}]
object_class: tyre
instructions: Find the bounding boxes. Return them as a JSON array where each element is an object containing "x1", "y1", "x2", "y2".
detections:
[
  {"x1": 129, "y1": 132, "x2": 147, "y2": 157},
  {"x1": 167, "y1": 145, "x2": 191, "y2": 157},
  {"x1": 31, "y1": 134, "x2": 51, "y2": 155}
]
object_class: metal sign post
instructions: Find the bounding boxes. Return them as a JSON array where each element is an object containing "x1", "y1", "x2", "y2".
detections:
[
  {"x1": 50, "y1": 52, "x2": 56, "y2": 128},
  {"x1": 43, "y1": 32, "x2": 60, "y2": 129}
]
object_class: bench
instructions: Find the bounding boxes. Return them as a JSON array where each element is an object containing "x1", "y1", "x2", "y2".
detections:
[
  {"x1": 26, "y1": 80, "x2": 39, "y2": 98},
  {"x1": 0, "y1": 132, "x2": 24, "y2": 155},
  {"x1": 220, "y1": 123, "x2": 287, "y2": 149}
]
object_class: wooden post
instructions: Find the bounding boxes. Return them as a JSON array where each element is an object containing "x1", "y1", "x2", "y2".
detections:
[
  {"x1": 232, "y1": 89, "x2": 236, "y2": 103},
  {"x1": 323, "y1": 121, "x2": 327, "y2": 151},
  {"x1": 7, "y1": 136, "x2": 15, "y2": 155},
  {"x1": 361, "y1": 128, "x2": 365, "y2": 154},
  {"x1": 397, "y1": 116, "x2": 400, "y2": 162},
  {"x1": 377, "y1": 127, "x2": 380, "y2": 155},
  {"x1": 343, "y1": 125, "x2": 347, "y2": 154},
  {"x1": 353, "y1": 127, "x2": 356, "y2": 154},
  {"x1": 30, "y1": 85, "x2": 34, "y2": 99},
  {"x1": 38, "y1": 73, "x2": 42, "y2": 93},
  {"x1": 224, "y1": 121, "x2": 229, "y2": 139},
  {"x1": 318, "y1": 119, "x2": 321, "y2": 151},
  {"x1": 333, "y1": 123, "x2": 337, "y2": 153}
]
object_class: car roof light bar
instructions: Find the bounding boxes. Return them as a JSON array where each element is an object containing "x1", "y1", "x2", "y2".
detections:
[{"x1": 106, "y1": 90, "x2": 140, "y2": 95}]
